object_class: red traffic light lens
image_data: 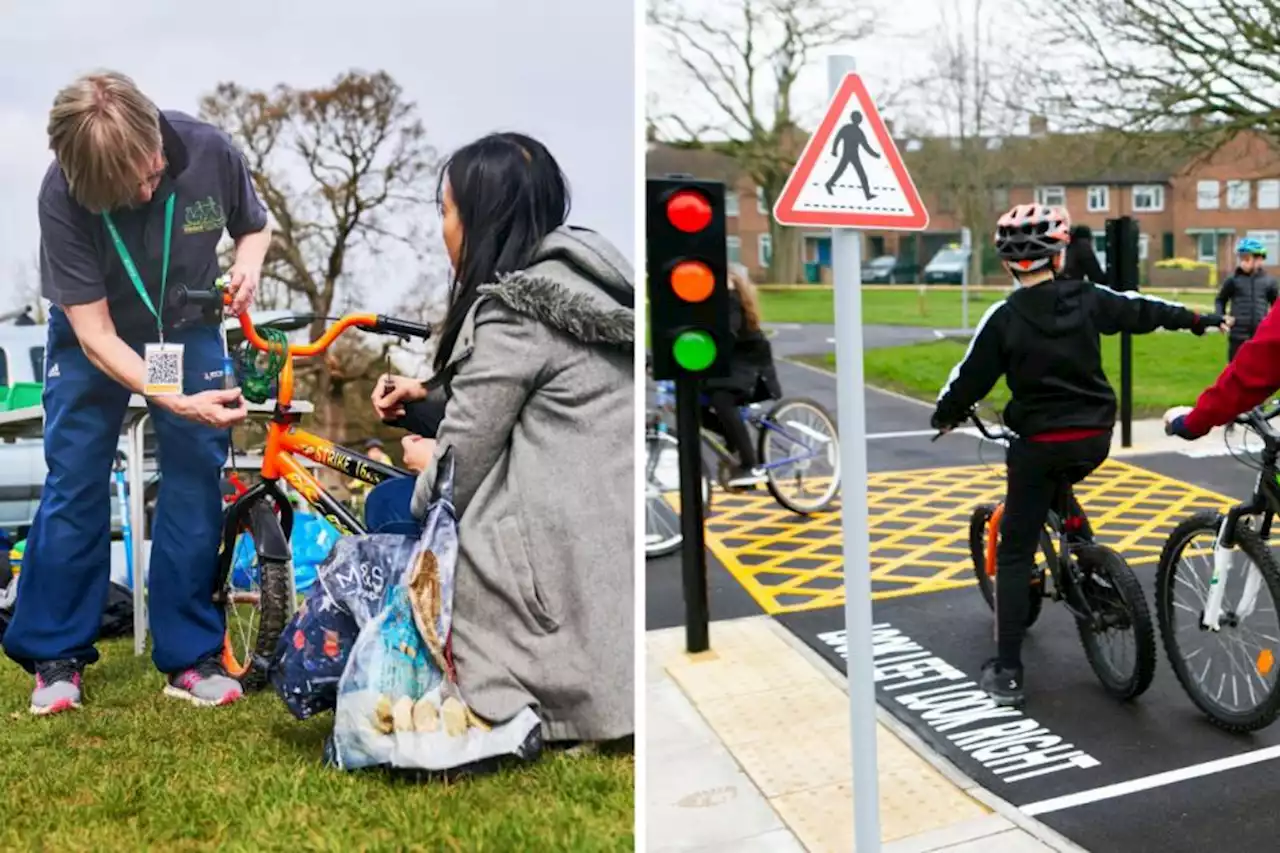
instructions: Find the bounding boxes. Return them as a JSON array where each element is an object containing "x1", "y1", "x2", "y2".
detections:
[
  {"x1": 666, "y1": 190, "x2": 713, "y2": 233},
  {"x1": 671, "y1": 261, "x2": 715, "y2": 302}
]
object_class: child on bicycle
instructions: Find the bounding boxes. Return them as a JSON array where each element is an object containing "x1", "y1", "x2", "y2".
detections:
[
  {"x1": 930, "y1": 203, "x2": 1225, "y2": 708},
  {"x1": 1214, "y1": 237, "x2": 1275, "y2": 363},
  {"x1": 701, "y1": 265, "x2": 782, "y2": 489}
]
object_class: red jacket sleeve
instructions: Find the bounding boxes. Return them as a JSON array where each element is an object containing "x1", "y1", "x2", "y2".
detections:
[{"x1": 1185, "y1": 305, "x2": 1280, "y2": 436}]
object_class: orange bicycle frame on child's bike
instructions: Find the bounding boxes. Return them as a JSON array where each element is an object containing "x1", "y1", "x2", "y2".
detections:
[{"x1": 175, "y1": 284, "x2": 433, "y2": 686}]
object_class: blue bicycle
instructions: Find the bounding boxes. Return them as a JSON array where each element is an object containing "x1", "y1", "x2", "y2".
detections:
[{"x1": 645, "y1": 378, "x2": 840, "y2": 557}]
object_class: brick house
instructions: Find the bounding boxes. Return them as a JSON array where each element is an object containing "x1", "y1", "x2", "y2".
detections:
[{"x1": 647, "y1": 122, "x2": 1280, "y2": 284}]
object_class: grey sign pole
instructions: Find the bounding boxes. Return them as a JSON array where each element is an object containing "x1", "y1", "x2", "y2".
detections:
[{"x1": 828, "y1": 52, "x2": 882, "y2": 853}]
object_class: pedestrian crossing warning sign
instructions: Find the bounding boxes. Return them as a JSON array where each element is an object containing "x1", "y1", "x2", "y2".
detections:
[{"x1": 773, "y1": 73, "x2": 928, "y2": 231}]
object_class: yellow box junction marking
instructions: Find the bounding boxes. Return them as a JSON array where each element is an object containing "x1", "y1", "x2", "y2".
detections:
[{"x1": 699, "y1": 459, "x2": 1234, "y2": 615}]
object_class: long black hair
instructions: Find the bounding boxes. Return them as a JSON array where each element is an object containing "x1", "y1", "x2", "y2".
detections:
[{"x1": 433, "y1": 132, "x2": 570, "y2": 373}]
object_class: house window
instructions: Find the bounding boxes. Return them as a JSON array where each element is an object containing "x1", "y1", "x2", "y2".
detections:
[
  {"x1": 1087, "y1": 185, "x2": 1109, "y2": 212},
  {"x1": 1133, "y1": 185, "x2": 1165, "y2": 212},
  {"x1": 726, "y1": 235, "x2": 742, "y2": 265},
  {"x1": 1197, "y1": 180, "x2": 1220, "y2": 209},
  {"x1": 990, "y1": 187, "x2": 1010, "y2": 210},
  {"x1": 1227, "y1": 180, "x2": 1251, "y2": 210},
  {"x1": 1247, "y1": 230, "x2": 1280, "y2": 262},
  {"x1": 1138, "y1": 233, "x2": 1150, "y2": 261},
  {"x1": 758, "y1": 234, "x2": 773, "y2": 268},
  {"x1": 1197, "y1": 233, "x2": 1218, "y2": 263},
  {"x1": 725, "y1": 191, "x2": 740, "y2": 217},
  {"x1": 1034, "y1": 185, "x2": 1065, "y2": 207},
  {"x1": 906, "y1": 139, "x2": 923, "y2": 152},
  {"x1": 756, "y1": 187, "x2": 768, "y2": 215},
  {"x1": 1259, "y1": 179, "x2": 1280, "y2": 210},
  {"x1": 1092, "y1": 234, "x2": 1107, "y2": 271}
]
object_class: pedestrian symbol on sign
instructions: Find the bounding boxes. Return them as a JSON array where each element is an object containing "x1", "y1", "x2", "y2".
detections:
[{"x1": 825, "y1": 111, "x2": 881, "y2": 201}]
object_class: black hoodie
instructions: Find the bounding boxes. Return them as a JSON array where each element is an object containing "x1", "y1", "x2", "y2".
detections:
[{"x1": 932, "y1": 279, "x2": 1211, "y2": 438}]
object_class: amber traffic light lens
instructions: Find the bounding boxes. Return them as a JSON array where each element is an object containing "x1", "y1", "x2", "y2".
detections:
[
  {"x1": 671, "y1": 261, "x2": 715, "y2": 302},
  {"x1": 666, "y1": 190, "x2": 713, "y2": 233}
]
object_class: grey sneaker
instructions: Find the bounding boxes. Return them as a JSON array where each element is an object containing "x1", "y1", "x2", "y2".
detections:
[
  {"x1": 31, "y1": 659, "x2": 84, "y2": 716},
  {"x1": 163, "y1": 657, "x2": 244, "y2": 707}
]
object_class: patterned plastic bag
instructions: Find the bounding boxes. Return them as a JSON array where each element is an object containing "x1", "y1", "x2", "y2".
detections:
[
  {"x1": 326, "y1": 449, "x2": 542, "y2": 774},
  {"x1": 269, "y1": 530, "x2": 418, "y2": 720}
]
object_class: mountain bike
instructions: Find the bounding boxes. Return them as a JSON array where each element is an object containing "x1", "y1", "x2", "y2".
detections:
[
  {"x1": 176, "y1": 285, "x2": 431, "y2": 689},
  {"x1": 644, "y1": 376, "x2": 840, "y2": 558},
  {"x1": 1156, "y1": 402, "x2": 1280, "y2": 732},
  {"x1": 949, "y1": 411, "x2": 1156, "y2": 700}
]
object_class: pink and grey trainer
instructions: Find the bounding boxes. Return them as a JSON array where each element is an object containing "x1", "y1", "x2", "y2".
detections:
[
  {"x1": 31, "y1": 659, "x2": 84, "y2": 716},
  {"x1": 163, "y1": 656, "x2": 244, "y2": 707}
]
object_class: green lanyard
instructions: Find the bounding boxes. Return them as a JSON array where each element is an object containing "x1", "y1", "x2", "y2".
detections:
[{"x1": 102, "y1": 192, "x2": 174, "y2": 340}]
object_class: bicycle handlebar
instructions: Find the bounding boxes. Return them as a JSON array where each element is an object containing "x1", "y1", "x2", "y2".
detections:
[
  {"x1": 931, "y1": 410, "x2": 1015, "y2": 443},
  {"x1": 174, "y1": 285, "x2": 432, "y2": 357}
]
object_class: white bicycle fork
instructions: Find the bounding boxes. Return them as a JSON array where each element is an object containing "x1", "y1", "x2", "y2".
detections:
[{"x1": 1206, "y1": 515, "x2": 1265, "y2": 629}]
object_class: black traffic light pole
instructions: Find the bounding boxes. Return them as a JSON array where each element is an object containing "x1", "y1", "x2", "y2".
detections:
[
  {"x1": 675, "y1": 378, "x2": 710, "y2": 652},
  {"x1": 646, "y1": 176, "x2": 731, "y2": 655},
  {"x1": 1106, "y1": 216, "x2": 1140, "y2": 448}
]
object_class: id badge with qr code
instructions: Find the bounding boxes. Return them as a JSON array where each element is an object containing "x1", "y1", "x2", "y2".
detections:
[{"x1": 144, "y1": 343, "x2": 184, "y2": 396}]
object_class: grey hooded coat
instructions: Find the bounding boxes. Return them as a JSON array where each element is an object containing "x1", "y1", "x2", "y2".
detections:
[{"x1": 410, "y1": 226, "x2": 635, "y2": 742}]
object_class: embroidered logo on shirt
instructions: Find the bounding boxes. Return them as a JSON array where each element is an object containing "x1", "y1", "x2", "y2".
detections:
[
  {"x1": 183, "y1": 197, "x2": 227, "y2": 234},
  {"x1": 47, "y1": 363, "x2": 60, "y2": 379}
]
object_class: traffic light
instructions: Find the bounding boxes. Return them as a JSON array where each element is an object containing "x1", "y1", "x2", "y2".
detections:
[
  {"x1": 1105, "y1": 216, "x2": 1140, "y2": 292},
  {"x1": 647, "y1": 177, "x2": 731, "y2": 380}
]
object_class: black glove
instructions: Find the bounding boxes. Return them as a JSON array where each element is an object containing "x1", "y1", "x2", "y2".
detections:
[
  {"x1": 1166, "y1": 414, "x2": 1196, "y2": 440},
  {"x1": 1191, "y1": 313, "x2": 1226, "y2": 336}
]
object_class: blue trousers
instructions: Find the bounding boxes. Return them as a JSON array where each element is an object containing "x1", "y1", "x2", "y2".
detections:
[
  {"x1": 363, "y1": 477, "x2": 421, "y2": 535},
  {"x1": 3, "y1": 310, "x2": 229, "y2": 674}
]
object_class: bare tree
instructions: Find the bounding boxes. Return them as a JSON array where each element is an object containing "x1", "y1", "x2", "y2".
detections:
[
  {"x1": 1031, "y1": 0, "x2": 1280, "y2": 135},
  {"x1": 648, "y1": 0, "x2": 878, "y2": 282},
  {"x1": 906, "y1": 0, "x2": 1022, "y2": 288},
  {"x1": 199, "y1": 70, "x2": 439, "y2": 444}
]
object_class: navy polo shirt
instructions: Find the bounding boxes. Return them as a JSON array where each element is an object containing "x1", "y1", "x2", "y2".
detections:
[{"x1": 37, "y1": 110, "x2": 268, "y2": 340}]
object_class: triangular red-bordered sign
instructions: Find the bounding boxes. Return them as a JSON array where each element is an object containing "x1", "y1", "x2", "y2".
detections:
[{"x1": 773, "y1": 73, "x2": 929, "y2": 231}]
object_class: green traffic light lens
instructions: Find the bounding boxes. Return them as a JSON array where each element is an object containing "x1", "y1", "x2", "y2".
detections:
[{"x1": 672, "y1": 330, "x2": 717, "y2": 372}]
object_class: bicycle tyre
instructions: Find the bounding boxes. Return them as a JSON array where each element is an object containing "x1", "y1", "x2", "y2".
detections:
[
  {"x1": 967, "y1": 503, "x2": 1043, "y2": 628},
  {"x1": 644, "y1": 430, "x2": 711, "y2": 560},
  {"x1": 221, "y1": 545, "x2": 291, "y2": 691},
  {"x1": 757, "y1": 397, "x2": 841, "y2": 515},
  {"x1": 1156, "y1": 513, "x2": 1280, "y2": 732},
  {"x1": 1074, "y1": 544, "x2": 1156, "y2": 701}
]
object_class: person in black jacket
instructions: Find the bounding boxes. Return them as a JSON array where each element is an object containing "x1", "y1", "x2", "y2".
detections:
[
  {"x1": 930, "y1": 203, "x2": 1224, "y2": 709},
  {"x1": 1062, "y1": 224, "x2": 1106, "y2": 284},
  {"x1": 1215, "y1": 237, "x2": 1276, "y2": 362},
  {"x1": 701, "y1": 266, "x2": 782, "y2": 488}
]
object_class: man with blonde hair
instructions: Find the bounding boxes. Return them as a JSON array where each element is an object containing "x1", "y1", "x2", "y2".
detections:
[{"x1": 3, "y1": 71, "x2": 272, "y2": 714}]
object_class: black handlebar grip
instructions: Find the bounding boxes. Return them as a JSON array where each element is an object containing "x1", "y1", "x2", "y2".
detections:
[
  {"x1": 374, "y1": 315, "x2": 433, "y2": 339},
  {"x1": 173, "y1": 285, "x2": 223, "y2": 308}
]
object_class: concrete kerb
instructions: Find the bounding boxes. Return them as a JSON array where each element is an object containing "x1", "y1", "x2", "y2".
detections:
[{"x1": 766, "y1": 617, "x2": 1091, "y2": 853}]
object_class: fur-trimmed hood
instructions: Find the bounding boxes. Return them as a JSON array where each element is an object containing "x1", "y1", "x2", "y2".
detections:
[{"x1": 481, "y1": 225, "x2": 634, "y2": 348}]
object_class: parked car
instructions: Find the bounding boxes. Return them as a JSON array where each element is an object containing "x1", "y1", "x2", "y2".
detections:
[
  {"x1": 923, "y1": 246, "x2": 971, "y2": 285},
  {"x1": 862, "y1": 255, "x2": 908, "y2": 284}
]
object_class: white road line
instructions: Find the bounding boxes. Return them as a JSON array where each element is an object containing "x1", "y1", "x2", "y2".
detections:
[{"x1": 1020, "y1": 745, "x2": 1280, "y2": 816}]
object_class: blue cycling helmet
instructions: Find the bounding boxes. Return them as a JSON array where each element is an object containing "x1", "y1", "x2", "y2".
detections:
[{"x1": 1236, "y1": 236, "x2": 1267, "y2": 257}]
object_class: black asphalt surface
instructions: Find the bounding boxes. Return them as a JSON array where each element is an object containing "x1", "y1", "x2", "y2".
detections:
[{"x1": 647, "y1": 330, "x2": 1280, "y2": 853}]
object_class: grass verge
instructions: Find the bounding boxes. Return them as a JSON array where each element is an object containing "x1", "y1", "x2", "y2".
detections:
[
  {"x1": 795, "y1": 330, "x2": 1230, "y2": 418},
  {"x1": 759, "y1": 287, "x2": 1219, "y2": 329},
  {"x1": 0, "y1": 639, "x2": 634, "y2": 852}
]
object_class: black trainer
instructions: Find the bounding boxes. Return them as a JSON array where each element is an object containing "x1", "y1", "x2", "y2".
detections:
[{"x1": 980, "y1": 659, "x2": 1025, "y2": 708}]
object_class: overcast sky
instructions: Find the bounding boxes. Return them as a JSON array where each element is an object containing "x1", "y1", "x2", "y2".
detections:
[{"x1": 0, "y1": 0, "x2": 636, "y2": 311}]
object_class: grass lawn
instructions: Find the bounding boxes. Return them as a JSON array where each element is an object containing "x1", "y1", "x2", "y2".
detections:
[
  {"x1": 800, "y1": 330, "x2": 1230, "y2": 418},
  {"x1": 0, "y1": 640, "x2": 634, "y2": 852},
  {"x1": 758, "y1": 287, "x2": 1219, "y2": 329}
]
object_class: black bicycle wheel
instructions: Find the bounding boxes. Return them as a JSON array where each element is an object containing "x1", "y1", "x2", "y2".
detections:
[
  {"x1": 643, "y1": 430, "x2": 712, "y2": 560},
  {"x1": 967, "y1": 504, "x2": 1043, "y2": 628},
  {"x1": 757, "y1": 397, "x2": 840, "y2": 514},
  {"x1": 221, "y1": 532, "x2": 291, "y2": 691},
  {"x1": 1074, "y1": 544, "x2": 1156, "y2": 701},
  {"x1": 1156, "y1": 513, "x2": 1280, "y2": 732}
]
